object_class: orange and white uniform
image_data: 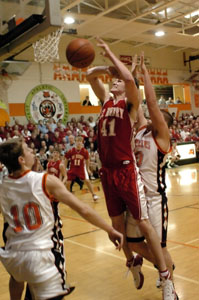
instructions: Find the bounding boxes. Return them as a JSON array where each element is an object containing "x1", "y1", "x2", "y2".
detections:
[
  {"x1": 126, "y1": 126, "x2": 171, "y2": 247},
  {"x1": 0, "y1": 170, "x2": 70, "y2": 299}
]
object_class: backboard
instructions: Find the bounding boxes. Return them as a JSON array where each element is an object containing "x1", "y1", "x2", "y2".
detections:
[{"x1": 0, "y1": 0, "x2": 62, "y2": 62}]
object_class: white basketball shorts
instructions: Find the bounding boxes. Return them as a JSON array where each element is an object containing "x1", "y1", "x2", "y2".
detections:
[{"x1": 0, "y1": 248, "x2": 70, "y2": 299}]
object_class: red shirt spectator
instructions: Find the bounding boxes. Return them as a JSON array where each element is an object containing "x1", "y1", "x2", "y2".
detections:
[{"x1": 27, "y1": 120, "x2": 36, "y2": 132}]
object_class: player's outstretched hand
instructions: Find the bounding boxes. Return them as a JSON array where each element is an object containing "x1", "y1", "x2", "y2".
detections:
[
  {"x1": 108, "y1": 228, "x2": 123, "y2": 250},
  {"x1": 140, "y1": 51, "x2": 147, "y2": 73},
  {"x1": 131, "y1": 54, "x2": 138, "y2": 76},
  {"x1": 96, "y1": 37, "x2": 111, "y2": 58}
]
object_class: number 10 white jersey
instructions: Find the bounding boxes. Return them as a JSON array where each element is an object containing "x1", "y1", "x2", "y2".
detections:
[{"x1": 0, "y1": 170, "x2": 55, "y2": 251}]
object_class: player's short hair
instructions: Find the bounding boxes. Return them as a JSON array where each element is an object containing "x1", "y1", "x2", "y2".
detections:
[
  {"x1": 0, "y1": 138, "x2": 23, "y2": 173},
  {"x1": 160, "y1": 110, "x2": 173, "y2": 128}
]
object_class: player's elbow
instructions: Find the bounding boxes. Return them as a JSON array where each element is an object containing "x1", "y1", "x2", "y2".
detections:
[{"x1": 86, "y1": 69, "x2": 97, "y2": 81}]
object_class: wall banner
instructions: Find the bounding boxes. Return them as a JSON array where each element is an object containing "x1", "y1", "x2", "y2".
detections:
[{"x1": 25, "y1": 84, "x2": 69, "y2": 123}]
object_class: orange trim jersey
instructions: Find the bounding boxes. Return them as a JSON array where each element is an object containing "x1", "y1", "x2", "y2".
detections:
[
  {"x1": 135, "y1": 126, "x2": 170, "y2": 197},
  {"x1": 0, "y1": 171, "x2": 55, "y2": 251}
]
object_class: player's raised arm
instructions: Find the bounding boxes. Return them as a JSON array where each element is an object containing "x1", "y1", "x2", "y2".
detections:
[
  {"x1": 46, "y1": 174, "x2": 123, "y2": 250},
  {"x1": 59, "y1": 162, "x2": 67, "y2": 184},
  {"x1": 130, "y1": 54, "x2": 147, "y2": 129},
  {"x1": 136, "y1": 105, "x2": 148, "y2": 130},
  {"x1": 140, "y1": 52, "x2": 171, "y2": 151},
  {"x1": 86, "y1": 66, "x2": 109, "y2": 104},
  {"x1": 96, "y1": 38, "x2": 139, "y2": 110}
]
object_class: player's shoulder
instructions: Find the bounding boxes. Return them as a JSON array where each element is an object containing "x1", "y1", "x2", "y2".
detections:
[
  {"x1": 82, "y1": 147, "x2": 89, "y2": 155},
  {"x1": 66, "y1": 148, "x2": 73, "y2": 155},
  {"x1": 28, "y1": 170, "x2": 44, "y2": 178}
]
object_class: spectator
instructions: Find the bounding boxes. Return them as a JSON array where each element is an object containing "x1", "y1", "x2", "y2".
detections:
[
  {"x1": 65, "y1": 135, "x2": 76, "y2": 152},
  {"x1": 12, "y1": 119, "x2": 23, "y2": 132},
  {"x1": 82, "y1": 96, "x2": 92, "y2": 106},
  {"x1": 48, "y1": 118, "x2": 57, "y2": 132},
  {"x1": 158, "y1": 95, "x2": 167, "y2": 108},
  {"x1": 29, "y1": 132, "x2": 41, "y2": 150},
  {"x1": 4, "y1": 121, "x2": 12, "y2": 134},
  {"x1": 27, "y1": 119, "x2": 35, "y2": 132},
  {"x1": 46, "y1": 145, "x2": 54, "y2": 159},
  {"x1": 180, "y1": 126, "x2": 190, "y2": 141},
  {"x1": 42, "y1": 133, "x2": 53, "y2": 149},
  {"x1": 37, "y1": 120, "x2": 48, "y2": 134},
  {"x1": 87, "y1": 116, "x2": 96, "y2": 128},
  {"x1": 166, "y1": 97, "x2": 174, "y2": 105},
  {"x1": 36, "y1": 147, "x2": 48, "y2": 170},
  {"x1": 78, "y1": 115, "x2": 86, "y2": 125},
  {"x1": 174, "y1": 97, "x2": 182, "y2": 104},
  {"x1": 57, "y1": 119, "x2": 66, "y2": 130}
]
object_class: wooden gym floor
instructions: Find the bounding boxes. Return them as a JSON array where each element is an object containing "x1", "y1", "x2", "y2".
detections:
[{"x1": 0, "y1": 163, "x2": 199, "y2": 299}]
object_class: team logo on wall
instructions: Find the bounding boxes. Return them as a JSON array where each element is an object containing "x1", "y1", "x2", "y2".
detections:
[{"x1": 25, "y1": 84, "x2": 68, "y2": 123}]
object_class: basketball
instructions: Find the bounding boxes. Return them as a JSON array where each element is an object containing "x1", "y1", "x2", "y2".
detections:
[{"x1": 66, "y1": 38, "x2": 95, "y2": 68}]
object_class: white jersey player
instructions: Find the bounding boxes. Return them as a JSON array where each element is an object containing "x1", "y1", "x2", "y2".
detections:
[
  {"x1": 0, "y1": 138, "x2": 123, "y2": 300},
  {"x1": 126, "y1": 53, "x2": 178, "y2": 300},
  {"x1": 127, "y1": 124, "x2": 171, "y2": 247}
]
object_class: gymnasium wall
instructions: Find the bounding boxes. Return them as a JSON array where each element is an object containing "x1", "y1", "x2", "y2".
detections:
[{"x1": 1, "y1": 39, "x2": 198, "y2": 125}]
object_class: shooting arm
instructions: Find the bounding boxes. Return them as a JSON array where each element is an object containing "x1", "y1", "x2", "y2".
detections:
[{"x1": 86, "y1": 66, "x2": 110, "y2": 103}]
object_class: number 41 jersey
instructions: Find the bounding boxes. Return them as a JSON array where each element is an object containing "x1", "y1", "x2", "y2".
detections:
[
  {"x1": 98, "y1": 98, "x2": 134, "y2": 167},
  {"x1": 0, "y1": 170, "x2": 55, "y2": 251}
]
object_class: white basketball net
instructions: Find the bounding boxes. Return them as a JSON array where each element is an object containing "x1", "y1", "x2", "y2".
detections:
[{"x1": 33, "y1": 27, "x2": 63, "y2": 63}]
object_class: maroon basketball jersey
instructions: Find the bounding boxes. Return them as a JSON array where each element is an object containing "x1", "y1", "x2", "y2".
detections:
[
  {"x1": 65, "y1": 147, "x2": 89, "y2": 175},
  {"x1": 98, "y1": 98, "x2": 134, "y2": 167},
  {"x1": 47, "y1": 160, "x2": 61, "y2": 178}
]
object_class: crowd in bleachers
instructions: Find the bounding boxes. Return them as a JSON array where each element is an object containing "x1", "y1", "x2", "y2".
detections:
[
  {"x1": 0, "y1": 111, "x2": 199, "y2": 175},
  {"x1": 169, "y1": 112, "x2": 199, "y2": 143},
  {"x1": 0, "y1": 115, "x2": 100, "y2": 179}
]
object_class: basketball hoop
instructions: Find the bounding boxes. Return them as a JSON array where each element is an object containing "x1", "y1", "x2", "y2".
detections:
[{"x1": 32, "y1": 26, "x2": 63, "y2": 63}]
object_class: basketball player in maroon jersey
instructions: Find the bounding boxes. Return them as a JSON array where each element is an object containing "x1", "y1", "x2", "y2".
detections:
[
  {"x1": 47, "y1": 150, "x2": 67, "y2": 184},
  {"x1": 125, "y1": 53, "x2": 178, "y2": 299},
  {"x1": 65, "y1": 136, "x2": 99, "y2": 201},
  {"x1": 86, "y1": 38, "x2": 175, "y2": 298}
]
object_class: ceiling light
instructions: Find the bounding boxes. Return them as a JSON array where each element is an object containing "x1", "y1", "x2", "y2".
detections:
[
  {"x1": 64, "y1": 16, "x2": 75, "y2": 25},
  {"x1": 155, "y1": 31, "x2": 165, "y2": 37},
  {"x1": 158, "y1": 8, "x2": 172, "y2": 15},
  {"x1": 185, "y1": 10, "x2": 199, "y2": 19}
]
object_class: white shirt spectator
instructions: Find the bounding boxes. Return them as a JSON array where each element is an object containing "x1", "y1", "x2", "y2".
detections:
[
  {"x1": 180, "y1": 127, "x2": 190, "y2": 140},
  {"x1": 158, "y1": 96, "x2": 167, "y2": 108}
]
